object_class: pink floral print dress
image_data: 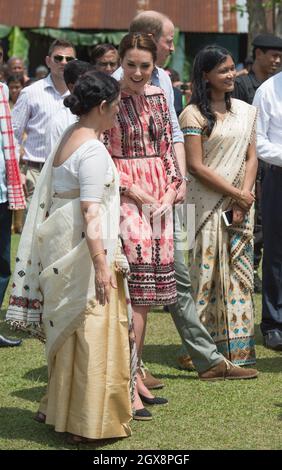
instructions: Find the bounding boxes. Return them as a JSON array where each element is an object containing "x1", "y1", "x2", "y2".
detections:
[{"x1": 104, "y1": 85, "x2": 182, "y2": 305}]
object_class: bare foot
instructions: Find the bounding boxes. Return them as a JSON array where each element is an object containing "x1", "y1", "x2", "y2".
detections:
[
  {"x1": 136, "y1": 372, "x2": 154, "y2": 399},
  {"x1": 132, "y1": 373, "x2": 156, "y2": 412}
]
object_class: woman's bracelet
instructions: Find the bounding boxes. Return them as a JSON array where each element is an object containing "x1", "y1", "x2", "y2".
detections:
[{"x1": 93, "y1": 250, "x2": 106, "y2": 261}]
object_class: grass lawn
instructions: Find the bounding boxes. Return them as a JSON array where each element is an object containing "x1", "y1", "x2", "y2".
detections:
[{"x1": 0, "y1": 235, "x2": 281, "y2": 450}]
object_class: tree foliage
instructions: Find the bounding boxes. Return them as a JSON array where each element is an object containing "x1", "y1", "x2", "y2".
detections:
[{"x1": 232, "y1": 0, "x2": 282, "y2": 52}]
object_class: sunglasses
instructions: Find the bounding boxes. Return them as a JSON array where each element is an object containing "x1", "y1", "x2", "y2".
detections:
[{"x1": 53, "y1": 54, "x2": 76, "y2": 63}]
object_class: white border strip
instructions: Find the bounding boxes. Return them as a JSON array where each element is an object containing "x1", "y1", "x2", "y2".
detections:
[
  {"x1": 218, "y1": 0, "x2": 224, "y2": 32},
  {"x1": 59, "y1": 0, "x2": 75, "y2": 28},
  {"x1": 39, "y1": 0, "x2": 49, "y2": 27},
  {"x1": 236, "y1": 0, "x2": 249, "y2": 33}
]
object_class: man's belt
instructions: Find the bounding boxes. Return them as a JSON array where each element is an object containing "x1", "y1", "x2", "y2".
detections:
[
  {"x1": 269, "y1": 164, "x2": 282, "y2": 174},
  {"x1": 24, "y1": 160, "x2": 45, "y2": 170}
]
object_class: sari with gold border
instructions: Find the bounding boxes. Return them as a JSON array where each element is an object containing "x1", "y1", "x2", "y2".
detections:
[
  {"x1": 6, "y1": 133, "x2": 135, "y2": 439},
  {"x1": 180, "y1": 98, "x2": 257, "y2": 365}
]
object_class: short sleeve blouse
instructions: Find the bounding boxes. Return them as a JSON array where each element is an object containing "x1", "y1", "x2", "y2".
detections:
[
  {"x1": 52, "y1": 139, "x2": 113, "y2": 202},
  {"x1": 179, "y1": 104, "x2": 206, "y2": 137}
]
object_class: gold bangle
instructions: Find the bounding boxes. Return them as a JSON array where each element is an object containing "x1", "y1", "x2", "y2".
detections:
[{"x1": 93, "y1": 250, "x2": 106, "y2": 260}]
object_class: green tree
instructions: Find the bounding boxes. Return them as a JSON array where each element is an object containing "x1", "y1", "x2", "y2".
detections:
[
  {"x1": 247, "y1": 0, "x2": 267, "y2": 43},
  {"x1": 232, "y1": 0, "x2": 282, "y2": 52},
  {"x1": 275, "y1": 1, "x2": 282, "y2": 35},
  {"x1": 8, "y1": 26, "x2": 29, "y2": 62}
]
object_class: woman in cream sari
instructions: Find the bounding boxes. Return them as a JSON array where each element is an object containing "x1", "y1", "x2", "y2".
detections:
[
  {"x1": 6, "y1": 71, "x2": 136, "y2": 443},
  {"x1": 180, "y1": 46, "x2": 257, "y2": 366}
]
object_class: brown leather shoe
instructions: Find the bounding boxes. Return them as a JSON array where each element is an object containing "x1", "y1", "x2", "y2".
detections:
[
  {"x1": 139, "y1": 366, "x2": 165, "y2": 390},
  {"x1": 177, "y1": 355, "x2": 195, "y2": 371},
  {"x1": 199, "y1": 359, "x2": 258, "y2": 381}
]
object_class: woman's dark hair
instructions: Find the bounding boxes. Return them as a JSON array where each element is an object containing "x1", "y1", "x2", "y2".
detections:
[
  {"x1": 190, "y1": 45, "x2": 234, "y2": 136},
  {"x1": 7, "y1": 73, "x2": 25, "y2": 87},
  {"x1": 119, "y1": 33, "x2": 157, "y2": 63},
  {"x1": 64, "y1": 70, "x2": 120, "y2": 116},
  {"x1": 90, "y1": 43, "x2": 118, "y2": 64},
  {"x1": 63, "y1": 60, "x2": 92, "y2": 86}
]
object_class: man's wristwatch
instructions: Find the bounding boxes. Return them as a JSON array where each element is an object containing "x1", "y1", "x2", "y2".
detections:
[{"x1": 182, "y1": 176, "x2": 189, "y2": 182}]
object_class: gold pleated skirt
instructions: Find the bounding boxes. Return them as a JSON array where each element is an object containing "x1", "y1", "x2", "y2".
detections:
[{"x1": 39, "y1": 273, "x2": 132, "y2": 440}]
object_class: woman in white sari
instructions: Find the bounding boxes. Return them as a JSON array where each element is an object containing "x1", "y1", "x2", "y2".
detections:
[
  {"x1": 6, "y1": 71, "x2": 136, "y2": 443},
  {"x1": 180, "y1": 46, "x2": 258, "y2": 367}
]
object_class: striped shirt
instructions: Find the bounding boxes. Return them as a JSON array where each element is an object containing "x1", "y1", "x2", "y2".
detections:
[
  {"x1": 48, "y1": 104, "x2": 77, "y2": 153},
  {"x1": 12, "y1": 74, "x2": 70, "y2": 163}
]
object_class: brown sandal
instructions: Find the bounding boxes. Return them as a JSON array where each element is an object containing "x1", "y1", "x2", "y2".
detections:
[
  {"x1": 67, "y1": 434, "x2": 96, "y2": 445},
  {"x1": 33, "y1": 411, "x2": 46, "y2": 423}
]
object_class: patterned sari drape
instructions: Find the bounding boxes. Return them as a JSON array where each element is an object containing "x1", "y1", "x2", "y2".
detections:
[{"x1": 180, "y1": 99, "x2": 257, "y2": 364}]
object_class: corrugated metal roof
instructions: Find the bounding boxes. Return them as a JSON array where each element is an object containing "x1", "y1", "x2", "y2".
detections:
[
  {"x1": 0, "y1": 0, "x2": 241, "y2": 33},
  {"x1": 1, "y1": 0, "x2": 41, "y2": 28}
]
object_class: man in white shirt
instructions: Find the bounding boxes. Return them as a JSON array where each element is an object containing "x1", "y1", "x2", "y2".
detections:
[
  {"x1": 253, "y1": 71, "x2": 282, "y2": 351},
  {"x1": 12, "y1": 39, "x2": 76, "y2": 203},
  {"x1": 114, "y1": 11, "x2": 258, "y2": 386},
  {"x1": 48, "y1": 60, "x2": 93, "y2": 152}
]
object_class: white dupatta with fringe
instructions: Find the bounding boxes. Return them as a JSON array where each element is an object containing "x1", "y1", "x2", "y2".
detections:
[{"x1": 6, "y1": 131, "x2": 121, "y2": 348}]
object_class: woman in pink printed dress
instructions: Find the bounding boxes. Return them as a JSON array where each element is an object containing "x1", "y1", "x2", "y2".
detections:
[{"x1": 104, "y1": 33, "x2": 182, "y2": 420}]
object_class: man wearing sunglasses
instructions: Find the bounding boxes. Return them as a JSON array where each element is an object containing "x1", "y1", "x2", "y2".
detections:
[
  {"x1": 48, "y1": 60, "x2": 93, "y2": 152},
  {"x1": 12, "y1": 39, "x2": 76, "y2": 204}
]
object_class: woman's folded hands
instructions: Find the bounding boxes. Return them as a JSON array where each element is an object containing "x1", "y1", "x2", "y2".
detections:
[
  {"x1": 235, "y1": 188, "x2": 255, "y2": 211},
  {"x1": 124, "y1": 184, "x2": 177, "y2": 220}
]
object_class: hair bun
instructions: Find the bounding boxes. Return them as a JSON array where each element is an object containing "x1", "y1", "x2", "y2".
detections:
[
  {"x1": 92, "y1": 84, "x2": 102, "y2": 94},
  {"x1": 64, "y1": 94, "x2": 83, "y2": 115},
  {"x1": 63, "y1": 70, "x2": 120, "y2": 117}
]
